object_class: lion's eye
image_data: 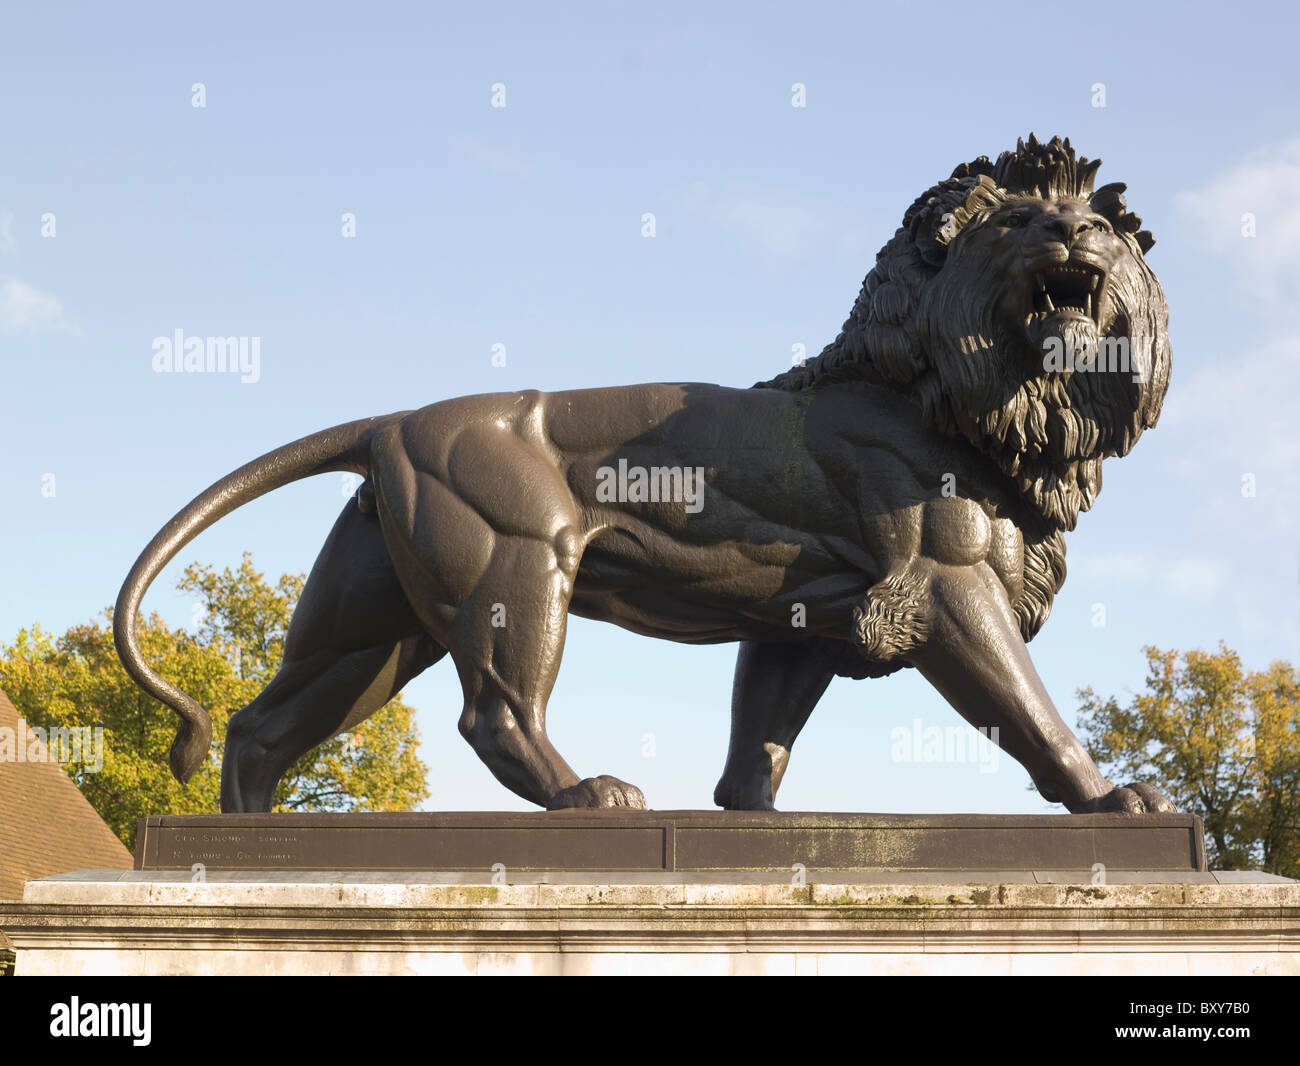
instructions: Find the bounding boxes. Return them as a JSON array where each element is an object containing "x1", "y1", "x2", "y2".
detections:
[{"x1": 1003, "y1": 211, "x2": 1029, "y2": 227}]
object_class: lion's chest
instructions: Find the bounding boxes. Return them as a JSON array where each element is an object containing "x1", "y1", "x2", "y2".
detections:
[{"x1": 869, "y1": 496, "x2": 1025, "y2": 604}]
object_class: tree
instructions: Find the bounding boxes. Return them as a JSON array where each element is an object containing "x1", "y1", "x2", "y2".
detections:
[
  {"x1": 1078, "y1": 644, "x2": 1300, "y2": 877},
  {"x1": 1246, "y1": 660, "x2": 1300, "y2": 876},
  {"x1": 0, "y1": 555, "x2": 429, "y2": 850}
]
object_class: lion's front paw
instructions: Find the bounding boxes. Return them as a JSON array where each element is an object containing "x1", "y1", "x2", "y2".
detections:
[
  {"x1": 1083, "y1": 782, "x2": 1177, "y2": 814},
  {"x1": 547, "y1": 775, "x2": 647, "y2": 810}
]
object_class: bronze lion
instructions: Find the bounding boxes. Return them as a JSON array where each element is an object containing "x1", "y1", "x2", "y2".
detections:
[{"x1": 116, "y1": 134, "x2": 1175, "y2": 815}]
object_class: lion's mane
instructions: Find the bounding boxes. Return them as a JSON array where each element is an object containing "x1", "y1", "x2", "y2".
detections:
[{"x1": 757, "y1": 135, "x2": 1172, "y2": 643}]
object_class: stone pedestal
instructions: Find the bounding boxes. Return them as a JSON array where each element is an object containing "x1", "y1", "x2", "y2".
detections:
[
  {"x1": 4, "y1": 812, "x2": 1293, "y2": 975},
  {"x1": 4, "y1": 868, "x2": 1297, "y2": 976}
]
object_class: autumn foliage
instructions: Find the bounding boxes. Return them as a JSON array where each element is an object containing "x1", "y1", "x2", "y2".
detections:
[
  {"x1": 1078, "y1": 644, "x2": 1300, "y2": 877},
  {"x1": 1, "y1": 555, "x2": 429, "y2": 850}
]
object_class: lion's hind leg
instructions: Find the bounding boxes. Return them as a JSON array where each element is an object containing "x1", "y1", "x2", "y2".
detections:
[
  {"x1": 376, "y1": 430, "x2": 647, "y2": 811},
  {"x1": 221, "y1": 493, "x2": 444, "y2": 813},
  {"x1": 222, "y1": 636, "x2": 442, "y2": 812},
  {"x1": 442, "y1": 531, "x2": 646, "y2": 810}
]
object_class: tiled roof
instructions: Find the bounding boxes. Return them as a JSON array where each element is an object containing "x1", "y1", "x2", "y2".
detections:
[{"x1": 0, "y1": 687, "x2": 132, "y2": 902}]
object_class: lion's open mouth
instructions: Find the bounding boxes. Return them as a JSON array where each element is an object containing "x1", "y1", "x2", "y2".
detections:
[{"x1": 1030, "y1": 263, "x2": 1106, "y2": 326}]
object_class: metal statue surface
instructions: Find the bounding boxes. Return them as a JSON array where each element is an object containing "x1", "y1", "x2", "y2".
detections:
[{"x1": 116, "y1": 136, "x2": 1175, "y2": 816}]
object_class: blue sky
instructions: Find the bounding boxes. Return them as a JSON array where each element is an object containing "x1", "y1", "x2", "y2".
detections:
[{"x1": 2, "y1": 0, "x2": 1298, "y2": 813}]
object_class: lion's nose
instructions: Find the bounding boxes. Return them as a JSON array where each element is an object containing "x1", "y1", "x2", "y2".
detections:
[{"x1": 1040, "y1": 215, "x2": 1090, "y2": 245}]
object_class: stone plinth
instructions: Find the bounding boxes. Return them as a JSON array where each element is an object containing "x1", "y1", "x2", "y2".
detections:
[
  {"x1": 131, "y1": 811, "x2": 1208, "y2": 873},
  {"x1": 4, "y1": 868, "x2": 1296, "y2": 976}
]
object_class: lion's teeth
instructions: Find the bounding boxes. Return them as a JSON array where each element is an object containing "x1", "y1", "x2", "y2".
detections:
[
  {"x1": 1043, "y1": 291, "x2": 1055, "y2": 312},
  {"x1": 1089, "y1": 274, "x2": 1100, "y2": 291}
]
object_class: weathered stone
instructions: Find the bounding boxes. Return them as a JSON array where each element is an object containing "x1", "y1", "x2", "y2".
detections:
[{"x1": 4, "y1": 869, "x2": 1295, "y2": 976}]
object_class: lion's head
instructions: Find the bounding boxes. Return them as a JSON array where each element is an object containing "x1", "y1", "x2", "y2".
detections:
[{"x1": 758, "y1": 134, "x2": 1172, "y2": 534}]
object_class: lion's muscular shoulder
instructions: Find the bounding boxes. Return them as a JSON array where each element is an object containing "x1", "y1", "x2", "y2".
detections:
[{"x1": 802, "y1": 398, "x2": 1059, "y2": 651}]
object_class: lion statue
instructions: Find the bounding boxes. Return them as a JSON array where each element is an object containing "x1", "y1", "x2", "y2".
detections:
[{"x1": 116, "y1": 134, "x2": 1175, "y2": 815}]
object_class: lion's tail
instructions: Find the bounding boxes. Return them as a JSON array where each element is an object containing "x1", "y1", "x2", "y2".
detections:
[{"x1": 113, "y1": 411, "x2": 411, "y2": 784}]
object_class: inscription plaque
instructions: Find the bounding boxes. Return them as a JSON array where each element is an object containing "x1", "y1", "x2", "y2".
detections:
[{"x1": 134, "y1": 811, "x2": 1208, "y2": 874}]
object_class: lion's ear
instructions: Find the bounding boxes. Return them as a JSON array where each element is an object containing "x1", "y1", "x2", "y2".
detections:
[
  {"x1": 910, "y1": 199, "x2": 957, "y2": 268},
  {"x1": 910, "y1": 175, "x2": 1003, "y2": 268},
  {"x1": 1091, "y1": 181, "x2": 1155, "y2": 254}
]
